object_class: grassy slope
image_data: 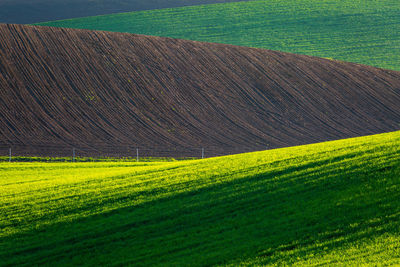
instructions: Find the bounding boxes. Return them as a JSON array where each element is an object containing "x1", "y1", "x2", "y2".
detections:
[
  {"x1": 0, "y1": 0, "x2": 252, "y2": 24},
  {"x1": 36, "y1": 0, "x2": 400, "y2": 71},
  {"x1": 1, "y1": 131, "x2": 400, "y2": 266}
]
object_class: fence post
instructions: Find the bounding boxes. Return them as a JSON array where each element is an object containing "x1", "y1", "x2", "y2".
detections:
[
  {"x1": 136, "y1": 148, "x2": 139, "y2": 162},
  {"x1": 202, "y1": 148, "x2": 204, "y2": 159},
  {"x1": 9, "y1": 148, "x2": 11, "y2": 162},
  {"x1": 72, "y1": 148, "x2": 76, "y2": 162}
]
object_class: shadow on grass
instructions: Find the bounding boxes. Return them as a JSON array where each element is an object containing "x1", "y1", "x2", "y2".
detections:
[{"x1": 2, "y1": 153, "x2": 400, "y2": 266}]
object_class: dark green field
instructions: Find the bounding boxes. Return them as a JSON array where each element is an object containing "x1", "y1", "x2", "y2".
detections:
[
  {"x1": 0, "y1": 0, "x2": 252, "y2": 24},
  {"x1": 37, "y1": 0, "x2": 400, "y2": 71},
  {"x1": 2, "y1": 131, "x2": 400, "y2": 265}
]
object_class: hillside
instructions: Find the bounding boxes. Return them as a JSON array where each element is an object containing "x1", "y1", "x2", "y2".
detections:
[
  {"x1": 1, "y1": 24, "x2": 400, "y2": 157},
  {"x1": 0, "y1": 0, "x2": 252, "y2": 24},
  {"x1": 1, "y1": 131, "x2": 400, "y2": 265},
  {"x1": 37, "y1": 0, "x2": 400, "y2": 71}
]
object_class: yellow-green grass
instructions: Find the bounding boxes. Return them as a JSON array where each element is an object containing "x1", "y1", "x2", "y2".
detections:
[
  {"x1": 0, "y1": 156, "x2": 195, "y2": 163},
  {"x1": 1, "y1": 131, "x2": 400, "y2": 265},
  {"x1": 36, "y1": 0, "x2": 400, "y2": 71}
]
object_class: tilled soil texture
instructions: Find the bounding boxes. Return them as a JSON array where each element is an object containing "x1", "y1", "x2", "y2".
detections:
[{"x1": 0, "y1": 24, "x2": 400, "y2": 158}]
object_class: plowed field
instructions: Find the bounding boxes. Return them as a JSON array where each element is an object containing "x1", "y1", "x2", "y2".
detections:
[{"x1": 1, "y1": 24, "x2": 400, "y2": 157}]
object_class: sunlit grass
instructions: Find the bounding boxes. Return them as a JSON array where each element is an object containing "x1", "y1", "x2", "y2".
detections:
[
  {"x1": 1, "y1": 131, "x2": 400, "y2": 265},
  {"x1": 36, "y1": 0, "x2": 400, "y2": 71}
]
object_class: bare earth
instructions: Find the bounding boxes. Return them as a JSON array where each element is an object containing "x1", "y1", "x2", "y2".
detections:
[{"x1": 0, "y1": 24, "x2": 400, "y2": 157}]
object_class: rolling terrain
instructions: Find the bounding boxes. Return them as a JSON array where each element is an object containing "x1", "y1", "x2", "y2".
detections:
[
  {"x1": 38, "y1": 0, "x2": 400, "y2": 71},
  {"x1": 1, "y1": 131, "x2": 400, "y2": 265},
  {"x1": 1, "y1": 24, "x2": 400, "y2": 157},
  {"x1": 0, "y1": 0, "x2": 252, "y2": 24}
]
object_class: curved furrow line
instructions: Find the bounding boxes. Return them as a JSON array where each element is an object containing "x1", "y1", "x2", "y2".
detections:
[{"x1": 1, "y1": 24, "x2": 400, "y2": 156}]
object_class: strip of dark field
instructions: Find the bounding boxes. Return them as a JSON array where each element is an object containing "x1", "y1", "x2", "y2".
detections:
[
  {"x1": 0, "y1": 0, "x2": 254, "y2": 24},
  {"x1": 0, "y1": 24, "x2": 400, "y2": 157}
]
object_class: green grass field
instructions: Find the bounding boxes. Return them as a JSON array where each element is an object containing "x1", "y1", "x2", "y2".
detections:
[
  {"x1": 1, "y1": 131, "x2": 400, "y2": 265},
  {"x1": 36, "y1": 0, "x2": 400, "y2": 71},
  {"x1": 0, "y1": 156, "x2": 195, "y2": 163}
]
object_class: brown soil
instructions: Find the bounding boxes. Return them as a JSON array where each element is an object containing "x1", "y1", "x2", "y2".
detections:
[{"x1": 0, "y1": 24, "x2": 399, "y2": 157}]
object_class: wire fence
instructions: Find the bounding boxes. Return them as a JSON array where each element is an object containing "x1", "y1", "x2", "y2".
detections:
[{"x1": 0, "y1": 143, "x2": 267, "y2": 162}]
